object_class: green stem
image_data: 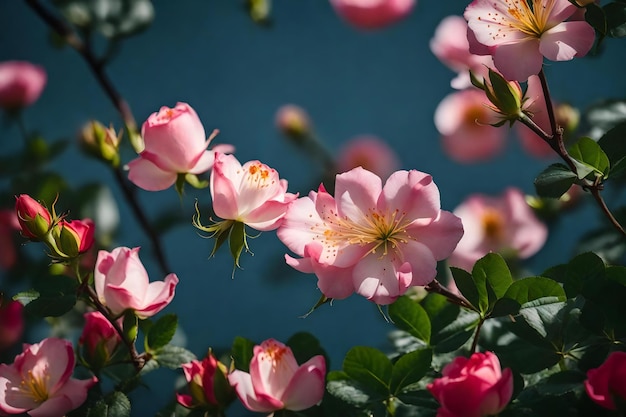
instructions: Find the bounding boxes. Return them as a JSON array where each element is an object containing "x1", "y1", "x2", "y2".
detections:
[{"x1": 470, "y1": 318, "x2": 485, "y2": 353}]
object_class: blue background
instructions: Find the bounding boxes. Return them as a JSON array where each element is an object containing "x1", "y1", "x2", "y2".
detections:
[{"x1": 2, "y1": 1, "x2": 626, "y2": 415}]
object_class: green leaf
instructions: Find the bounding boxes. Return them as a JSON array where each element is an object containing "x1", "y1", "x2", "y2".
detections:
[
  {"x1": 586, "y1": 2, "x2": 607, "y2": 36},
  {"x1": 605, "y1": 1, "x2": 626, "y2": 37},
  {"x1": 564, "y1": 252, "x2": 606, "y2": 298},
  {"x1": 450, "y1": 267, "x2": 480, "y2": 311},
  {"x1": 431, "y1": 309, "x2": 480, "y2": 353},
  {"x1": 598, "y1": 121, "x2": 626, "y2": 167},
  {"x1": 86, "y1": 391, "x2": 131, "y2": 417},
  {"x1": 153, "y1": 345, "x2": 197, "y2": 369},
  {"x1": 389, "y1": 296, "x2": 431, "y2": 344},
  {"x1": 145, "y1": 314, "x2": 178, "y2": 352},
  {"x1": 231, "y1": 336, "x2": 255, "y2": 372},
  {"x1": 20, "y1": 275, "x2": 79, "y2": 317},
  {"x1": 568, "y1": 136, "x2": 610, "y2": 179},
  {"x1": 534, "y1": 163, "x2": 577, "y2": 199},
  {"x1": 342, "y1": 346, "x2": 392, "y2": 397},
  {"x1": 390, "y1": 348, "x2": 432, "y2": 394},
  {"x1": 326, "y1": 371, "x2": 375, "y2": 406},
  {"x1": 287, "y1": 332, "x2": 327, "y2": 366},
  {"x1": 13, "y1": 290, "x2": 40, "y2": 306},
  {"x1": 472, "y1": 253, "x2": 513, "y2": 314}
]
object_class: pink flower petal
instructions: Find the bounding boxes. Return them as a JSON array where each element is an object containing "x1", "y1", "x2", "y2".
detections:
[
  {"x1": 493, "y1": 39, "x2": 543, "y2": 81},
  {"x1": 539, "y1": 21, "x2": 595, "y2": 61},
  {"x1": 127, "y1": 157, "x2": 178, "y2": 191},
  {"x1": 228, "y1": 369, "x2": 283, "y2": 412},
  {"x1": 281, "y1": 355, "x2": 326, "y2": 411}
]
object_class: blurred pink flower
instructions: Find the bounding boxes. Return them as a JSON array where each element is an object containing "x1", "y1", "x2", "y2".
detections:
[
  {"x1": 585, "y1": 351, "x2": 626, "y2": 410},
  {"x1": 448, "y1": 187, "x2": 548, "y2": 271},
  {"x1": 428, "y1": 351, "x2": 513, "y2": 417},
  {"x1": 329, "y1": 0, "x2": 415, "y2": 30},
  {"x1": 0, "y1": 210, "x2": 19, "y2": 269},
  {"x1": 464, "y1": 0, "x2": 596, "y2": 81},
  {"x1": 0, "y1": 61, "x2": 46, "y2": 110},
  {"x1": 277, "y1": 167, "x2": 463, "y2": 305},
  {"x1": 336, "y1": 135, "x2": 400, "y2": 180},
  {"x1": 0, "y1": 338, "x2": 97, "y2": 416},
  {"x1": 434, "y1": 88, "x2": 506, "y2": 163},
  {"x1": 430, "y1": 15, "x2": 494, "y2": 89},
  {"x1": 228, "y1": 339, "x2": 326, "y2": 413},
  {"x1": 94, "y1": 246, "x2": 179, "y2": 319},
  {"x1": 128, "y1": 102, "x2": 233, "y2": 191},
  {"x1": 0, "y1": 300, "x2": 23, "y2": 352},
  {"x1": 275, "y1": 104, "x2": 312, "y2": 139},
  {"x1": 210, "y1": 153, "x2": 297, "y2": 231}
]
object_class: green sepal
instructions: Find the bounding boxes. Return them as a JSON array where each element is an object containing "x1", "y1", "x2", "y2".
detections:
[
  {"x1": 185, "y1": 173, "x2": 209, "y2": 189},
  {"x1": 229, "y1": 221, "x2": 247, "y2": 270},
  {"x1": 122, "y1": 310, "x2": 139, "y2": 344}
]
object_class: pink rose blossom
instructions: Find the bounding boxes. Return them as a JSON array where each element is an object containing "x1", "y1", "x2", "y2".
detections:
[
  {"x1": 448, "y1": 187, "x2": 548, "y2": 271},
  {"x1": 79, "y1": 311, "x2": 122, "y2": 368},
  {"x1": 434, "y1": 89, "x2": 507, "y2": 163},
  {"x1": 430, "y1": 15, "x2": 494, "y2": 89},
  {"x1": 228, "y1": 339, "x2": 326, "y2": 413},
  {"x1": 0, "y1": 61, "x2": 46, "y2": 110},
  {"x1": 277, "y1": 167, "x2": 463, "y2": 305},
  {"x1": 0, "y1": 300, "x2": 23, "y2": 352},
  {"x1": 210, "y1": 153, "x2": 297, "y2": 231},
  {"x1": 0, "y1": 337, "x2": 97, "y2": 416},
  {"x1": 128, "y1": 102, "x2": 233, "y2": 191},
  {"x1": 464, "y1": 0, "x2": 596, "y2": 81},
  {"x1": 0, "y1": 210, "x2": 19, "y2": 269},
  {"x1": 427, "y1": 351, "x2": 513, "y2": 417},
  {"x1": 94, "y1": 246, "x2": 179, "y2": 319},
  {"x1": 585, "y1": 351, "x2": 626, "y2": 410},
  {"x1": 329, "y1": 0, "x2": 415, "y2": 30},
  {"x1": 336, "y1": 135, "x2": 401, "y2": 181}
]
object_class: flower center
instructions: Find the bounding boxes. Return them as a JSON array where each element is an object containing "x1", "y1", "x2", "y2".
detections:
[
  {"x1": 482, "y1": 208, "x2": 505, "y2": 241},
  {"x1": 505, "y1": 0, "x2": 555, "y2": 37},
  {"x1": 19, "y1": 369, "x2": 50, "y2": 404},
  {"x1": 245, "y1": 163, "x2": 274, "y2": 189},
  {"x1": 260, "y1": 340, "x2": 288, "y2": 366}
]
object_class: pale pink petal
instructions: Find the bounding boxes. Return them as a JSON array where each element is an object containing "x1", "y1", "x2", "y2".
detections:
[
  {"x1": 210, "y1": 154, "x2": 241, "y2": 220},
  {"x1": 228, "y1": 370, "x2": 283, "y2": 412},
  {"x1": 352, "y1": 254, "x2": 410, "y2": 304},
  {"x1": 503, "y1": 188, "x2": 548, "y2": 258},
  {"x1": 330, "y1": 0, "x2": 415, "y2": 30},
  {"x1": 134, "y1": 273, "x2": 179, "y2": 318},
  {"x1": 539, "y1": 21, "x2": 595, "y2": 61},
  {"x1": 285, "y1": 254, "x2": 315, "y2": 273},
  {"x1": 400, "y1": 240, "x2": 439, "y2": 286},
  {"x1": 251, "y1": 341, "x2": 298, "y2": 400},
  {"x1": 0, "y1": 366, "x2": 34, "y2": 413},
  {"x1": 187, "y1": 150, "x2": 216, "y2": 174},
  {"x1": 380, "y1": 170, "x2": 440, "y2": 220},
  {"x1": 281, "y1": 355, "x2": 326, "y2": 411},
  {"x1": 277, "y1": 197, "x2": 323, "y2": 255},
  {"x1": 411, "y1": 211, "x2": 464, "y2": 260},
  {"x1": 312, "y1": 262, "x2": 356, "y2": 300},
  {"x1": 237, "y1": 161, "x2": 285, "y2": 214},
  {"x1": 545, "y1": 0, "x2": 578, "y2": 22},
  {"x1": 493, "y1": 39, "x2": 543, "y2": 81},
  {"x1": 441, "y1": 125, "x2": 506, "y2": 163},
  {"x1": 127, "y1": 157, "x2": 178, "y2": 191},
  {"x1": 334, "y1": 167, "x2": 381, "y2": 222},
  {"x1": 244, "y1": 199, "x2": 293, "y2": 231},
  {"x1": 465, "y1": 0, "x2": 529, "y2": 47}
]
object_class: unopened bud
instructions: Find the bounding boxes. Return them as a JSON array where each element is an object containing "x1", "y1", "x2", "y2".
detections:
[
  {"x1": 15, "y1": 194, "x2": 52, "y2": 240},
  {"x1": 275, "y1": 104, "x2": 311, "y2": 142},
  {"x1": 80, "y1": 121, "x2": 122, "y2": 167},
  {"x1": 54, "y1": 219, "x2": 95, "y2": 258},
  {"x1": 555, "y1": 103, "x2": 580, "y2": 137},
  {"x1": 472, "y1": 68, "x2": 524, "y2": 126}
]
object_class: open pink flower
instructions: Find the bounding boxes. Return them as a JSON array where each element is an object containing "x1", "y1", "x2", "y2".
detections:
[
  {"x1": 228, "y1": 339, "x2": 326, "y2": 413},
  {"x1": 448, "y1": 187, "x2": 547, "y2": 271},
  {"x1": 0, "y1": 61, "x2": 47, "y2": 110},
  {"x1": 277, "y1": 167, "x2": 463, "y2": 305},
  {"x1": 94, "y1": 246, "x2": 179, "y2": 319},
  {"x1": 585, "y1": 351, "x2": 626, "y2": 410},
  {"x1": 128, "y1": 102, "x2": 233, "y2": 191},
  {"x1": 435, "y1": 89, "x2": 506, "y2": 163},
  {"x1": 464, "y1": 0, "x2": 596, "y2": 81},
  {"x1": 329, "y1": 0, "x2": 415, "y2": 30},
  {"x1": 0, "y1": 337, "x2": 97, "y2": 416},
  {"x1": 430, "y1": 15, "x2": 494, "y2": 89},
  {"x1": 336, "y1": 135, "x2": 401, "y2": 181},
  {"x1": 210, "y1": 153, "x2": 297, "y2": 231},
  {"x1": 428, "y1": 351, "x2": 513, "y2": 417}
]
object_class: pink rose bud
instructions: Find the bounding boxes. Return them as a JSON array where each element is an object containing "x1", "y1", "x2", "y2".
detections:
[
  {"x1": 427, "y1": 351, "x2": 513, "y2": 417},
  {"x1": 228, "y1": 339, "x2": 326, "y2": 413},
  {"x1": 79, "y1": 311, "x2": 122, "y2": 370},
  {"x1": 57, "y1": 218, "x2": 96, "y2": 257},
  {"x1": 0, "y1": 299, "x2": 23, "y2": 351},
  {"x1": 94, "y1": 246, "x2": 179, "y2": 319},
  {"x1": 15, "y1": 194, "x2": 52, "y2": 240},
  {"x1": 177, "y1": 352, "x2": 235, "y2": 410},
  {"x1": 329, "y1": 0, "x2": 416, "y2": 30},
  {"x1": 585, "y1": 351, "x2": 626, "y2": 410},
  {"x1": 128, "y1": 102, "x2": 232, "y2": 191},
  {"x1": 0, "y1": 61, "x2": 47, "y2": 110},
  {"x1": 275, "y1": 104, "x2": 312, "y2": 141},
  {"x1": 0, "y1": 338, "x2": 97, "y2": 416}
]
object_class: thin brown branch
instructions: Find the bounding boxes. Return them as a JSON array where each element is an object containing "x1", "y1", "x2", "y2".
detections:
[{"x1": 425, "y1": 279, "x2": 474, "y2": 310}]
